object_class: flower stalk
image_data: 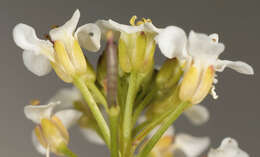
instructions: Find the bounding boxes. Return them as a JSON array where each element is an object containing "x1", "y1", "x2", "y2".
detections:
[{"x1": 73, "y1": 75, "x2": 111, "y2": 148}]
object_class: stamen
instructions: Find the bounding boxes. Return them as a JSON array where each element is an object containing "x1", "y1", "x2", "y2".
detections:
[
  {"x1": 129, "y1": 15, "x2": 138, "y2": 26},
  {"x1": 30, "y1": 99, "x2": 40, "y2": 106},
  {"x1": 129, "y1": 16, "x2": 153, "y2": 26}
]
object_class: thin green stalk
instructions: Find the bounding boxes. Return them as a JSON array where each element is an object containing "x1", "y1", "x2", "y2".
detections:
[
  {"x1": 132, "y1": 103, "x2": 177, "y2": 147},
  {"x1": 58, "y1": 143, "x2": 77, "y2": 157},
  {"x1": 132, "y1": 88, "x2": 157, "y2": 127},
  {"x1": 73, "y1": 76, "x2": 111, "y2": 148},
  {"x1": 137, "y1": 101, "x2": 190, "y2": 157},
  {"x1": 109, "y1": 107, "x2": 120, "y2": 157},
  {"x1": 132, "y1": 120, "x2": 150, "y2": 137},
  {"x1": 86, "y1": 82, "x2": 109, "y2": 112},
  {"x1": 122, "y1": 72, "x2": 138, "y2": 155}
]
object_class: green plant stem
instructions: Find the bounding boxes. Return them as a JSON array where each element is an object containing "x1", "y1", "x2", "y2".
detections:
[
  {"x1": 132, "y1": 120, "x2": 150, "y2": 137},
  {"x1": 109, "y1": 107, "x2": 120, "y2": 157},
  {"x1": 73, "y1": 76, "x2": 111, "y2": 148},
  {"x1": 86, "y1": 82, "x2": 109, "y2": 112},
  {"x1": 132, "y1": 106, "x2": 173, "y2": 147},
  {"x1": 132, "y1": 87, "x2": 157, "y2": 127},
  {"x1": 58, "y1": 143, "x2": 77, "y2": 157},
  {"x1": 137, "y1": 101, "x2": 189, "y2": 157},
  {"x1": 122, "y1": 72, "x2": 138, "y2": 156}
]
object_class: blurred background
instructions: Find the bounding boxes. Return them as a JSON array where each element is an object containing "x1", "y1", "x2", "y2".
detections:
[{"x1": 0, "y1": 0, "x2": 259, "y2": 156}]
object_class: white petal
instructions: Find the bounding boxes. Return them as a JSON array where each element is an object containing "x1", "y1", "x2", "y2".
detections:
[
  {"x1": 49, "y1": 87, "x2": 81, "y2": 110},
  {"x1": 105, "y1": 19, "x2": 143, "y2": 33},
  {"x1": 155, "y1": 26, "x2": 187, "y2": 59},
  {"x1": 148, "y1": 125, "x2": 175, "y2": 138},
  {"x1": 80, "y1": 128, "x2": 105, "y2": 145},
  {"x1": 215, "y1": 60, "x2": 254, "y2": 75},
  {"x1": 96, "y1": 20, "x2": 121, "y2": 40},
  {"x1": 75, "y1": 23, "x2": 101, "y2": 52},
  {"x1": 188, "y1": 31, "x2": 225, "y2": 61},
  {"x1": 96, "y1": 19, "x2": 159, "y2": 40},
  {"x1": 32, "y1": 131, "x2": 46, "y2": 155},
  {"x1": 183, "y1": 104, "x2": 209, "y2": 126},
  {"x1": 209, "y1": 33, "x2": 219, "y2": 43},
  {"x1": 208, "y1": 137, "x2": 249, "y2": 157},
  {"x1": 22, "y1": 50, "x2": 52, "y2": 76},
  {"x1": 24, "y1": 102, "x2": 58, "y2": 124},
  {"x1": 49, "y1": 9, "x2": 80, "y2": 42},
  {"x1": 13, "y1": 23, "x2": 54, "y2": 61},
  {"x1": 174, "y1": 134, "x2": 210, "y2": 157},
  {"x1": 54, "y1": 109, "x2": 82, "y2": 129}
]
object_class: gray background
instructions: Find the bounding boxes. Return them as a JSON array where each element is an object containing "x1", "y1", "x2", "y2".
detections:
[{"x1": 0, "y1": 0, "x2": 259, "y2": 156}]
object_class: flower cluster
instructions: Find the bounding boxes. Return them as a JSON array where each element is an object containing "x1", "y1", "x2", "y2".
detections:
[{"x1": 13, "y1": 9, "x2": 253, "y2": 157}]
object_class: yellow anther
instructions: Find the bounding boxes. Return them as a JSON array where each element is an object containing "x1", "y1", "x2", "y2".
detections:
[
  {"x1": 30, "y1": 99, "x2": 40, "y2": 106},
  {"x1": 129, "y1": 15, "x2": 138, "y2": 26},
  {"x1": 136, "y1": 21, "x2": 144, "y2": 26},
  {"x1": 129, "y1": 16, "x2": 152, "y2": 26},
  {"x1": 142, "y1": 18, "x2": 152, "y2": 23}
]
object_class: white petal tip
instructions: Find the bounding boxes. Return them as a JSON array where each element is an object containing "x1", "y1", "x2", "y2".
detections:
[{"x1": 155, "y1": 26, "x2": 187, "y2": 59}]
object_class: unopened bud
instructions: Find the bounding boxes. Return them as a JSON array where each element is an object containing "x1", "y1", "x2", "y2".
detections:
[{"x1": 156, "y1": 59, "x2": 183, "y2": 90}]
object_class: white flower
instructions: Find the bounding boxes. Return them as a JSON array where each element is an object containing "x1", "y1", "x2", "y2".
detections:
[
  {"x1": 156, "y1": 28, "x2": 254, "y2": 75},
  {"x1": 24, "y1": 102, "x2": 82, "y2": 155},
  {"x1": 13, "y1": 9, "x2": 101, "y2": 82},
  {"x1": 97, "y1": 17, "x2": 161, "y2": 73},
  {"x1": 183, "y1": 104, "x2": 209, "y2": 126},
  {"x1": 156, "y1": 28, "x2": 254, "y2": 104},
  {"x1": 208, "y1": 137, "x2": 249, "y2": 157}
]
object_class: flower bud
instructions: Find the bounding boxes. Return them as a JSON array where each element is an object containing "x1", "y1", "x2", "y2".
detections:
[
  {"x1": 179, "y1": 65, "x2": 214, "y2": 104},
  {"x1": 156, "y1": 59, "x2": 183, "y2": 90},
  {"x1": 118, "y1": 31, "x2": 156, "y2": 73}
]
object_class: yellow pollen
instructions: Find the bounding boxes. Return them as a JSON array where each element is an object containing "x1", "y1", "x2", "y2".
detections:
[
  {"x1": 129, "y1": 15, "x2": 138, "y2": 26},
  {"x1": 30, "y1": 99, "x2": 40, "y2": 106},
  {"x1": 129, "y1": 16, "x2": 152, "y2": 26}
]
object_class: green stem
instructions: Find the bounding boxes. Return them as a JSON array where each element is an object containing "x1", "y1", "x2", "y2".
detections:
[
  {"x1": 58, "y1": 143, "x2": 77, "y2": 157},
  {"x1": 132, "y1": 88, "x2": 157, "y2": 127},
  {"x1": 122, "y1": 72, "x2": 138, "y2": 155},
  {"x1": 109, "y1": 107, "x2": 120, "y2": 157},
  {"x1": 86, "y1": 82, "x2": 109, "y2": 112},
  {"x1": 137, "y1": 101, "x2": 189, "y2": 157},
  {"x1": 132, "y1": 120, "x2": 150, "y2": 137},
  {"x1": 73, "y1": 76, "x2": 111, "y2": 148},
  {"x1": 132, "y1": 105, "x2": 175, "y2": 147}
]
